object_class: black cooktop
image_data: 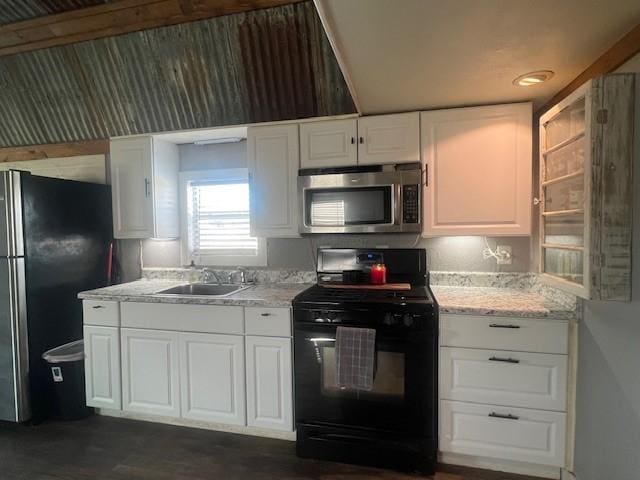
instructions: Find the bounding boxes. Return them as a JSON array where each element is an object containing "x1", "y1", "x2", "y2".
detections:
[{"x1": 293, "y1": 284, "x2": 437, "y2": 307}]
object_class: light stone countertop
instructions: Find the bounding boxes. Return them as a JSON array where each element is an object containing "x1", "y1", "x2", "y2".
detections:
[
  {"x1": 432, "y1": 285, "x2": 576, "y2": 320},
  {"x1": 78, "y1": 279, "x2": 311, "y2": 308},
  {"x1": 79, "y1": 279, "x2": 577, "y2": 319}
]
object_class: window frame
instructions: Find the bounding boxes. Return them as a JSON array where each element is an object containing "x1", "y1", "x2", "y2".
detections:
[{"x1": 179, "y1": 169, "x2": 267, "y2": 267}]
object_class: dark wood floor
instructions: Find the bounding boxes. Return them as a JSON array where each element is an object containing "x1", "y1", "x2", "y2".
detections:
[{"x1": 0, "y1": 415, "x2": 540, "y2": 480}]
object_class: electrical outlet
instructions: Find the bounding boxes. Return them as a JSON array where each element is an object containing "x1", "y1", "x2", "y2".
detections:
[{"x1": 496, "y1": 245, "x2": 512, "y2": 265}]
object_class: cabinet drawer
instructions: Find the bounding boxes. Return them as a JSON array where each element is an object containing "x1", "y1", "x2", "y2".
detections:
[
  {"x1": 440, "y1": 400, "x2": 566, "y2": 467},
  {"x1": 440, "y1": 347, "x2": 567, "y2": 411},
  {"x1": 440, "y1": 314, "x2": 568, "y2": 354},
  {"x1": 83, "y1": 300, "x2": 120, "y2": 327},
  {"x1": 121, "y1": 302, "x2": 243, "y2": 334},
  {"x1": 245, "y1": 307, "x2": 291, "y2": 337}
]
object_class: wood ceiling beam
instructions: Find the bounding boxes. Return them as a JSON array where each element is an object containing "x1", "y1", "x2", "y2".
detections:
[
  {"x1": 0, "y1": 0, "x2": 304, "y2": 57},
  {"x1": 537, "y1": 22, "x2": 640, "y2": 116},
  {"x1": 0, "y1": 139, "x2": 109, "y2": 163}
]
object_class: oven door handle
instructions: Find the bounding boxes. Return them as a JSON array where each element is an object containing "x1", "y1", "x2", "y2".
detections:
[{"x1": 305, "y1": 337, "x2": 336, "y2": 343}]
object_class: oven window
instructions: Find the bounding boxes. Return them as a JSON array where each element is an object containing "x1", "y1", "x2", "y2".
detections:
[
  {"x1": 306, "y1": 187, "x2": 392, "y2": 226},
  {"x1": 318, "y1": 344, "x2": 405, "y2": 401}
]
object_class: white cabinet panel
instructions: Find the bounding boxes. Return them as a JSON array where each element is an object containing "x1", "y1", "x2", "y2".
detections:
[
  {"x1": 244, "y1": 307, "x2": 291, "y2": 337},
  {"x1": 440, "y1": 314, "x2": 569, "y2": 355},
  {"x1": 245, "y1": 336, "x2": 293, "y2": 431},
  {"x1": 82, "y1": 300, "x2": 120, "y2": 327},
  {"x1": 109, "y1": 136, "x2": 179, "y2": 239},
  {"x1": 121, "y1": 302, "x2": 243, "y2": 335},
  {"x1": 84, "y1": 326, "x2": 121, "y2": 410},
  {"x1": 110, "y1": 137, "x2": 154, "y2": 239},
  {"x1": 440, "y1": 400, "x2": 566, "y2": 467},
  {"x1": 121, "y1": 328, "x2": 180, "y2": 417},
  {"x1": 421, "y1": 103, "x2": 532, "y2": 236},
  {"x1": 357, "y1": 112, "x2": 420, "y2": 165},
  {"x1": 179, "y1": 333, "x2": 245, "y2": 425},
  {"x1": 248, "y1": 124, "x2": 300, "y2": 238},
  {"x1": 440, "y1": 347, "x2": 567, "y2": 411},
  {"x1": 300, "y1": 120, "x2": 357, "y2": 168}
]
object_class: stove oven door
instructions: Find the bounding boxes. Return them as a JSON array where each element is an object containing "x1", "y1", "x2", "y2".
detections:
[{"x1": 293, "y1": 320, "x2": 437, "y2": 437}]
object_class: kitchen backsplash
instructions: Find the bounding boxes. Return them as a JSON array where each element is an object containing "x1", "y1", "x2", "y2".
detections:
[{"x1": 138, "y1": 235, "x2": 532, "y2": 272}]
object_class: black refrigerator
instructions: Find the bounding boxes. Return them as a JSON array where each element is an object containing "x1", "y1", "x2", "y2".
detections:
[{"x1": 0, "y1": 170, "x2": 112, "y2": 423}]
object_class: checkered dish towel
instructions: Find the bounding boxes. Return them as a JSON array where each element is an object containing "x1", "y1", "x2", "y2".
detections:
[{"x1": 335, "y1": 326, "x2": 376, "y2": 391}]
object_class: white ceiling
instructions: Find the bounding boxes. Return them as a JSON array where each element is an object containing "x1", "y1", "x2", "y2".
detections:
[{"x1": 317, "y1": 0, "x2": 640, "y2": 114}]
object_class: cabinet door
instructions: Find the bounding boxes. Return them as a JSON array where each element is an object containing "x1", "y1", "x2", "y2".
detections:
[
  {"x1": 245, "y1": 336, "x2": 293, "y2": 431},
  {"x1": 421, "y1": 103, "x2": 532, "y2": 236},
  {"x1": 121, "y1": 328, "x2": 180, "y2": 417},
  {"x1": 84, "y1": 326, "x2": 121, "y2": 410},
  {"x1": 110, "y1": 137, "x2": 154, "y2": 239},
  {"x1": 440, "y1": 400, "x2": 566, "y2": 467},
  {"x1": 300, "y1": 119, "x2": 357, "y2": 168},
  {"x1": 440, "y1": 347, "x2": 568, "y2": 411},
  {"x1": 179, "y1": 333, "x2": 246, "y2": 425},
  {"x1": 357, "y1": 112, "x2": 420, "y2": 165},
  {"x1": 248, "y1": 125, "x2": 300, "y2": 238}
]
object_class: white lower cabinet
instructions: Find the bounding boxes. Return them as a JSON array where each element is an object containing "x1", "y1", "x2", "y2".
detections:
[
  {"x1": 245, "y1": 335, "x2": 293, "y2": 432},
  {"x1": 179, "y1": 333, "x2": 246, "y2": 425},
  {"x1": 440, "y1": 400, "x2": 566, "y2": 467},
  {"x1": 84, "y1": 325, "x2": 121, "y2": 409},
  {"x1": 121, "y1": 328, "x2": 180, "y2": 418},
  {"x1": 440, "y1": 347, "x2": 567, "y2": 411}
]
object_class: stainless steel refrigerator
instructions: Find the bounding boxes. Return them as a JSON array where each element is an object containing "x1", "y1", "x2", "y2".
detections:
[{"x1": 0, "y1": 170, "x2": 112, "y2": 423}]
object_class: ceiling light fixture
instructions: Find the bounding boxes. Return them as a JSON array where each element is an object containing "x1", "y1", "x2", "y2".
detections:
[
  {"x1": 193, "y1": 137, "x2": 244, "y2": 145},
  {"x1": 513, "y1": 70, "x2": 554, "y2": 87}
]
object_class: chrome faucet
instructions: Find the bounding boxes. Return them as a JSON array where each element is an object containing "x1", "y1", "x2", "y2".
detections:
[
  {"x1": 227, "y1": 267, "x2": 248, "y2": 285},
  {"x1": 202, "y1": 268, "x2": 225, "y2": 285}
]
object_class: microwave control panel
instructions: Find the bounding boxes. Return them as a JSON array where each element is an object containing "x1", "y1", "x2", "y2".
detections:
[{"x1": 403, "y1": 184, "x2": 419, "y2": 223}]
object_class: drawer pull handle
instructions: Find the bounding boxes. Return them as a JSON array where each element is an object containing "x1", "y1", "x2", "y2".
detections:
[
  {"x1": 489, "y1": 412, "x2": 519, "y2": 420},
  {"x1": 261, "y1": 313, "x2": 272, "y2": 317},
  {"x1": 489, "y1": 356, "x2": 520, "y2": 364},
  {"x1": 92, "y1": 305, "x2": 105, "y2": 309},
  {"x1": 489, "y1": 323, "x2": 520, "y2": 329}
]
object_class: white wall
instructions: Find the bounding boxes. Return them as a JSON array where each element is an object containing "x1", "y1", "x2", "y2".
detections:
[{"x1": 573, "y1": 56, "x2": 640, "y2": 480}]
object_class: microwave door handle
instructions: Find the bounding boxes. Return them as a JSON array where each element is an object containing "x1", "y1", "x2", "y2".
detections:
[{"x1": 394, "y1": 183, "x2": 402, "y2": 226}]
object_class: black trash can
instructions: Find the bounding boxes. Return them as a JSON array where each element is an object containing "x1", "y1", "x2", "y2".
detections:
[{"x1": 42, "y1": 340, "x2": 94, "y2": 420}]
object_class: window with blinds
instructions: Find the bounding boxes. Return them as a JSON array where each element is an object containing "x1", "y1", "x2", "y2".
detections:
[{"x1": 181, "y1": 169, "x2": 265, "y2": 265}]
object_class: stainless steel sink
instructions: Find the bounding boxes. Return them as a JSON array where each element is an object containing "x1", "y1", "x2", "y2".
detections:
[{"x1": 157, "y1": 283, "x2": 249, "y2": 297}]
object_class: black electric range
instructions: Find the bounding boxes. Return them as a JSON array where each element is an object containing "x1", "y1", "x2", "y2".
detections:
[{"x1": 292, "y1": 248, "x2": 439, "y2": 474}]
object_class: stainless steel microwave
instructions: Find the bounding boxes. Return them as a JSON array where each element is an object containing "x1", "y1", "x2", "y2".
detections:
[{"x1": 298, "y1": 163, "x2": 422, "y2": 234}]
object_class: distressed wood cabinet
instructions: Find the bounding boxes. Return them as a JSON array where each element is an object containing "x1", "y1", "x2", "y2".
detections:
[{"x1": 538, "y1": 74, "x2": 635, "y2": 300}]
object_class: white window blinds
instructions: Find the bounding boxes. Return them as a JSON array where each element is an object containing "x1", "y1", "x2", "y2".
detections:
[{"x1": 186, "y1": 178, "x2": 258, "y2": 256}]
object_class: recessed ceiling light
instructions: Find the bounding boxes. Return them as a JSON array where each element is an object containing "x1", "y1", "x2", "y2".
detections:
[{"x1": 513, "y1": 70, "x2": 554, "y2": 87}]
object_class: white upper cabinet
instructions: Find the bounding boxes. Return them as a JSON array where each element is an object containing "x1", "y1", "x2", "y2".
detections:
[
  {"x1": 248, "y1": 124, "x2": 300, "y2": 238},
  {"x1": 421, "y1": 103, "x2": 532, "y2": 236},
  {"x1": 300, "y1": 119, "x2": 357, "y2": 168},
  {"x1": 539, "y1": 74, "x2": 635, "y2": 300},
  {"x1": 357, "y1": 112, "x2": 420, "y2": 165},
  {"x1": 110, "y1": 136, "x2": 179, "y2": 239}
]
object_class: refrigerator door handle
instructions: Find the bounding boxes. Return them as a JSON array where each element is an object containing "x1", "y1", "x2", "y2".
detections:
[
  {"x1": 2, "y1": 171, "x2": 25, "y2": 258},
  {"x1": 8, "y1": 257, "x2": 29, "y2": 421}
]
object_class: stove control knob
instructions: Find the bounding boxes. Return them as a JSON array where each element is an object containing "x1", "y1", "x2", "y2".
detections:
[
  {"x1": 403, "y1": 314, "x2": 414, "y2": 326},
  {"x1": 383, "y1": 313, "x2": 395, "y2": 325},
  {"x1": 327, "y1": 312, "x2": 336, "y2": 323}
]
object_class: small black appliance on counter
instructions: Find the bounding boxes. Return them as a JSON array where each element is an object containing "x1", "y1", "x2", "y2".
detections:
[{"x1": 292, "y1": 248, "x2": 439, "y2": 474}]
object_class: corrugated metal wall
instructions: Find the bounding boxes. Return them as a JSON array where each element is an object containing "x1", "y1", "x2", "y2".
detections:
[
  {"x1": 0, "y1": 1, "x2": 355, "y2": 147},
  {"x1": 0, "y1": 0, "x2": 111, "y2": 25}
]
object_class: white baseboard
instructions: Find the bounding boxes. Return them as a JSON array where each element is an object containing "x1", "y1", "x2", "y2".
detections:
[
  {"x1": 561, "y1": 469, "x2": 577, "y2": 480},
  {"x1": 439, "y1": 452, "x2": 562, "y2": 479},
  {"x1": 96, "y1": 408, "x2": 296, "y2": 441}
]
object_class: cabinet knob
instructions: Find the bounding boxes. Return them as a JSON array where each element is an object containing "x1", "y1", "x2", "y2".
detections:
[
  {"x1": 351, "y1": 137, "x2": 355, "y2": 145},
  {"x1": 144, "y1": 178, "x2": 150, "y2": 198},
  {"x1": 261, "y1": 313, "x2": 272, "y2": 317},
  {"x1": 92, "y1": 305, "x2": 105, "y2": 309},
  {"x1": 359, "y1": 136, "x2": 364, "y2": 144},
  {"x1": 533, "y1": 197, "x2": 541, "y2": 205}
]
